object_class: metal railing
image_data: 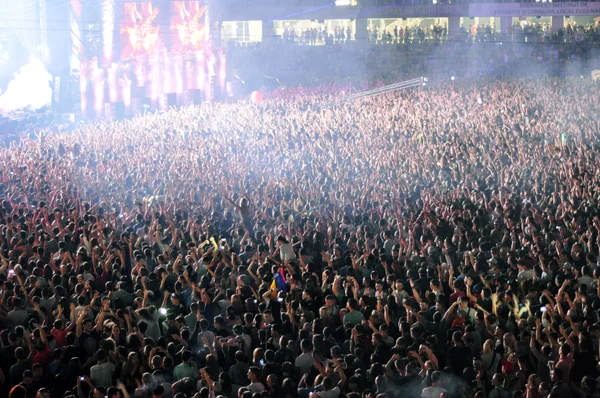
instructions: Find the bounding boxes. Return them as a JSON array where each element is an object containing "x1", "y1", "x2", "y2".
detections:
[{"x1": 321, "y1": 77, "x2": 424, "y2": 107}]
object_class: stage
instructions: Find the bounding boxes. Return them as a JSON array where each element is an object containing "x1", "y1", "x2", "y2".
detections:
[{"x1": 76, "y1": 0, "x2": 226, "y2": 120}]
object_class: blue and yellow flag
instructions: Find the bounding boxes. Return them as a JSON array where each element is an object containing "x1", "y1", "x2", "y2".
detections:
[{"x1": 270, "y1": 267, "x2": 288, "y2": 297}]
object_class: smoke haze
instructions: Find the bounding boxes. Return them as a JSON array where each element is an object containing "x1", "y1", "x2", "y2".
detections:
[{"x1": 0, "y1": 59, "x2": 52, "y2": 112}]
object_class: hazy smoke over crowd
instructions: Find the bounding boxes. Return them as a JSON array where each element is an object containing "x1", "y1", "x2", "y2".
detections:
[{"x1": 0, "y1": 59, "x2": 52, "y2": 112}]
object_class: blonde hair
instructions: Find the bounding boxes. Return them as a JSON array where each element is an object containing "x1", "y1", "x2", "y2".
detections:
[
  {"x1": 503, "y1": 333, "x2": 517, "y2": 354},
  {"x1": 527, "y1": 374, "x2": 540, "y2": 389},
  {"x1": 253, "y1": 347, "x2": 264, "y2": 364},
  {"x1": 483, "y1": 339, "x2": 494, "y2": 353}
]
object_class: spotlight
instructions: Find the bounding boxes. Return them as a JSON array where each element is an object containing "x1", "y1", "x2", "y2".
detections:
[
  {"x1": 451, "y1": 76, "x2": 455, "y2": 81},
  {"x1": 432, "y1": 0, "x2": 437, "y2": 4}
]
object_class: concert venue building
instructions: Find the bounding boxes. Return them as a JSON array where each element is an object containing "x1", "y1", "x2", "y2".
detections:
[{"x1": 1, "y1": 0, "x2": 597, "y2": 120}]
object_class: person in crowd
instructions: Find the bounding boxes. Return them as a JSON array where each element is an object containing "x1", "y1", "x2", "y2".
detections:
[{"x1": 0, "y1": 53, "x2": 600, "y2": 398}]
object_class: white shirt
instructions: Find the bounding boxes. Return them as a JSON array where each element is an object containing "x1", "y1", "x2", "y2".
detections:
[
  {"x1": 578, "y1": 275, "x2": 593, "y2": 288},
  {"x1": 295, "y1": 352, "x2": 314, "y2": 375},
  {"x1": 247, "y1": 382, "x2": 265, "y2": 394},
  {"x1": 90, "y1": 361, "x2": 116, "y2": 388},
  {"x1": 517, "y1": 269, "x2": 534, "y2": 282},
  {"x1": 237, "y1": 333, "x2": 252, "y2": 358},
  {"x1": 279, "y1": 242, "x2": 296, "y2": 263},
  {"x1": 340, "y1": 223, "x2": 355, "y2": 234},
  {"x1": 320, "y1": 387, "x2": 341, "y2": 398},
  {"x1": 421, "y1": 386, "x2": 447, "y2": 398}
]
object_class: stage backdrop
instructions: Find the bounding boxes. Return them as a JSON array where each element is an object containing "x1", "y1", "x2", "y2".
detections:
[
  {"x1": 0, "y1": 0, "x2": 40, "y2": 59},
  {"x1": 80, "y1": 0, "x2": 226, "y2": 120}
]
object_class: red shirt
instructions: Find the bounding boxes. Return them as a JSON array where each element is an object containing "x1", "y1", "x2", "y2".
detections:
[
  {"x1": 449, "y1": 291, "x2": 465, "y2": 304},
  {"x1": 51, "y1": 328, "x2": 69, "y2": 347},
  {"x1": 33, "y1": 345, "x2": 51, "y2": 368},
  {"x1": 556, "y1": 351, "x2": 574, "y2": 383}
]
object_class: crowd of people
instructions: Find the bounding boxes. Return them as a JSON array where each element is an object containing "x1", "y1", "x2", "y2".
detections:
[
  {"x1": 255, "y1": 20, "x2": 600, "y2": 47},
  {"x1": 365, "y1": 22, "x2": 600, "y2": 45},
  {"x1": 1, "y1": 55, "x2": 600, "y2": 398}
]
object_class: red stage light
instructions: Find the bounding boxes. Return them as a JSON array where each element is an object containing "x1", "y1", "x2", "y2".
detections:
[
  {"x1": 170, "y1": 1, "x2": 206, "y2": 52},
  {"x1": 120, "y1": 2, "x2": 162, "y2": 59}
]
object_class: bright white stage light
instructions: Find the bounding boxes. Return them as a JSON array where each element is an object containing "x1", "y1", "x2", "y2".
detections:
[
  {"x1": 0, "y1": 60, "x2": 52, "y2": 112},
  {"x1": 102, "y1": 0, "x2": 114, "y2": 65}
]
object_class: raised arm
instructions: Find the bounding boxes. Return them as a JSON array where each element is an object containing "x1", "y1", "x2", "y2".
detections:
[
  {"x1": 385, "y1": 354, "x2": 400, "y2": 377},
  {"x1": 442, "y1": 301, "x2": 459, "y2": 322},
  {"x1": 423, "y1": 345, "x2": 439, "y2": 370},
  {"x1": 332, "y1": 275, "x2": 341, "y2": 298},
  {"x1": 75, "y1": 308, "x2": 87, "y2": 337},
  {"x1": 332, "y1": 357, "x2": 347, "y2": 388}
]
